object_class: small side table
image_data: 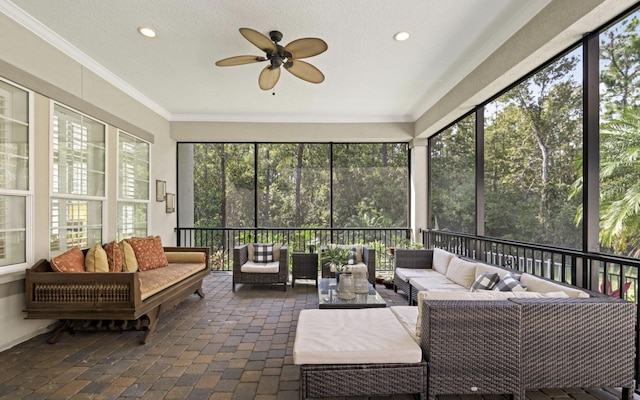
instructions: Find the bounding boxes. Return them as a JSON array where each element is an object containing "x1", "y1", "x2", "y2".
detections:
[{"x1": 292, "y1": 252, "x2": 319, "y2": 287}]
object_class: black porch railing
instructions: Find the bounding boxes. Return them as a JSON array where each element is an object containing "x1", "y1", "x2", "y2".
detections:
[
  {"x1": 175, "y1": 227, "x2": 412, "y2": 274},
  {"x1": 422, "y1": 228, "x2": 640, "y2": 390}
]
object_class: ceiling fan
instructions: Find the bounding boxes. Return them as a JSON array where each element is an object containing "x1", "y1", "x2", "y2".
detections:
[{"x1": 215, "y1": 28, "x2": 328, "y2": 91}]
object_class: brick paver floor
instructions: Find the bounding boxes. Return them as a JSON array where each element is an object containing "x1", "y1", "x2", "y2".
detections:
[{"x1": 0, "y1": 272, "x2": 634, "y2": 400}]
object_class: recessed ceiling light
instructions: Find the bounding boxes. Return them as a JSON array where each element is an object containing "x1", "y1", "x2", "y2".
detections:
[
  {"x1": 393, "y1": 31, "x2": 410, "y2": 41},
  {"x1": 138, "y1": 27, "x2": 157, "y2": 38}
]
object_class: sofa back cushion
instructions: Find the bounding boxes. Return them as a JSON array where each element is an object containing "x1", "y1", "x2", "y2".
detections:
[
  {"x1": 128, "y1": 236, "x2": 168, "y2": 271},
  {"x1": 432, "y1": 248, "x2": 454, "y2": 275},
  {"x1": 444, "y1": 257, "x2": 477, "y2": 288},
  {"x1": 104, "y1": 241, "x2": 123, "y2": 272},
  {"x1": 120, "y1": 240, "x2": 139, "y2": 272},
  {"x1": 474, "y1": 262, "x2": 513, "y2": 279},
  {"x1": 85, "y1": 243, "x2": 108, "y2": 272},
  {"x1": 50, "y1": 246, "x2": 85, "y2": 272},
  {"x1": 519, "y1": 273, "x2": 590, "y2": 298}
]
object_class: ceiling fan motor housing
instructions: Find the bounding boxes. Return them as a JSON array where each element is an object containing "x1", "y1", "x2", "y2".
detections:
[{"x1": 269, "y1": 30, "x2": 283, "y2": 43}]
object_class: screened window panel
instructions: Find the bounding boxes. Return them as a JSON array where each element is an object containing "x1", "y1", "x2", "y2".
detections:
[
  {"x1": 483, "y1": 47, "x2": 583, "y2": 249},
  {"x1": 429, "y1": 115, "x2": 476, "y2": 234},
  {"x1": 0, "y1": 80, "x2": 29, "y2": 269},
  {"x1": 52, "y1": 104, "x2": 105, "y2": 197},
  {"x1": 118, "y1": 132, "x2": 150, "y2": 200},
  {"x1": 0, "y1": 195, "x2": 26, "y2": 267},
  {"x1": 257, "y1": 143, "x2": 330, "y2": 227},
  {"x1": 0, "y1": 81, "x2": 29, "y2": 191},
  {"x1": 332, "y1": 143, "x2": 409, "y2": 228},
  {"x1": 50, "y1": 198, "x2": 102, "y2": 255},
  {"x1": 598, "y1": 8, "x2": 640, "y2": 257},
  {"x1": 117, "y1": 202, "x2": 147, "y2": 241}
]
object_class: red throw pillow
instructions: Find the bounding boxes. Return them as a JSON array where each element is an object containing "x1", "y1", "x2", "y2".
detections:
[
  {"x1": 128, "y1": 236, "x2": 168, "y2": 271},
  {"x1": 50, "y1": 246, "x2": 85, "y2": 272},
  {"x1": 104, "y1": 241, "x2": 123, "y2": 272}
]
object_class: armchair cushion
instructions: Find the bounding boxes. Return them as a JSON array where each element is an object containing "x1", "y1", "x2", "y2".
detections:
[{"x1": 241, "y1": 261, "x2": 280, "y2": 273}]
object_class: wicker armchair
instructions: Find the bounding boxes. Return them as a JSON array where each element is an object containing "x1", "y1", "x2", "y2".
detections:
[
  {"x1": 232, "y1": 244, "x2": 288, "y2": 292},
  {"x1": 321, "y1": 244, "x2": 376, "y2": 285}
]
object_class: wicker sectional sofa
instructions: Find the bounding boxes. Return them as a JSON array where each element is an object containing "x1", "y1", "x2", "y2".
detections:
[
  {"x1": 24, "y1": 245, "x2": 210, "y2": 344},
  {"x1": 295, "y1": 295, "x2": 635, "y2": 400},
  {"x1": 293, "y1": 247, "x2": 636, "y2": 400}
]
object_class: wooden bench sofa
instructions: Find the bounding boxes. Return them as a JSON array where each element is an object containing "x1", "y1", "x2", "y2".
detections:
[{"x1": 24, "y1": 246, "x2": 210, "y2": 344}]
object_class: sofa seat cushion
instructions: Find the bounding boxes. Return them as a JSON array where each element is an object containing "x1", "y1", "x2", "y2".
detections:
[
  {"x1": 395, "y1": 268, "x2": 441, "y2": 282},
  {"x1": 293, "y1": 308, "x2": 422, "y2": 365},
  {"x1": 390, "y1": 306, "x2": 419, "y2": 344},
  {"x1": 329, "y1": 262, "x2": 367, "y2": 273},
  {"x1": 139, "y1": 262, "x2": 206, "y2": 300},
  {"x1": 519, "y1": 273, "x2": 590, "y2": 298},
  {"x1": 241, "y1": 261, "x2": 280, "y2": 273},
  {"x1": 410, "y1": 277, "x2": 468, "y2": 292}
]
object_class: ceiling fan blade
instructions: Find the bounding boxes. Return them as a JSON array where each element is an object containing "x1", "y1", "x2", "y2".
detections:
[
  {"x1": 284, "y1": 38, "x2": 328, "y2": 59},
  {"x1": 239, "y1": 28, "x2": 277, "y2": 53},
  {"x1": 284, "y1": 60, "x2": 324, "y2": 84},
  {"x1": 215, "y1": 55, "x2": 266, "y2": 66},
  {"x1": 259, "y1": 66, "x2": 281, "y2": 90}
]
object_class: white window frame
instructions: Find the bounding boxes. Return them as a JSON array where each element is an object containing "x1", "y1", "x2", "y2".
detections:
[
  {"x1": 0, "y1": 77, "x2": 33, "y2": 275},
  {"x1": 116, "y1": 129, "x2": 150, "y2": 241},
  {"x1": 49, "y1": 102, "x2": 106, "y2": 257}
]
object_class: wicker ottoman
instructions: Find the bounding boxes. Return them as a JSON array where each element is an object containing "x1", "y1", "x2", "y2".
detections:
[{"x1": 294, "y1": 308, "x2": 426, "y2": 399}]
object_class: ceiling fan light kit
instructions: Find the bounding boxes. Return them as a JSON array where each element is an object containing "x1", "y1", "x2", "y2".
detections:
[{"x1": 215, "y1": 28, "x2": 327, "y2": 91}]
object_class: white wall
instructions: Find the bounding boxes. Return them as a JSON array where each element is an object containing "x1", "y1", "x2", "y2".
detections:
[{"x1": 0, "y1": 12, "x2": 174, "y2": 351}]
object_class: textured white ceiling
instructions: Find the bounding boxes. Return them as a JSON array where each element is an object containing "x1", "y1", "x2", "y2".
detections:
[{"x1": 3, "y1": 0, "x2": 551, "y2": 122}]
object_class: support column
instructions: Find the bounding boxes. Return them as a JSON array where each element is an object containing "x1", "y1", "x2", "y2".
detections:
[{"x1": 410, "y1": 139, "x2": 428, "y2": 243}]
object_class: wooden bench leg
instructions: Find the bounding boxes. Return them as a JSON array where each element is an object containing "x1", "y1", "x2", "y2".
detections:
[
  {"x1": 142, "y1": 307, "x2": 161, "y2": 344},
  {"x1": 195, "y1": 287, "x2": 205, "y2": 298},
  {"x1": 48, "y1": 319, "x2": 74, "y2": 344}
]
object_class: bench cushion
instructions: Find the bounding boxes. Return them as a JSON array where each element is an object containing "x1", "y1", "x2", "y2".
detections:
[
  {"x1": 140, "y1": 262, "x2": 206, "y2": 300},
  {"x1": 410, "y1": 277, "x2": 468, "y2": 292},
  {"x1": 432, "y1": 248, "x2": 454, "y2": 275},
  {"x1": 294, "y1": 308, "x2": 422, "y2": 365}
]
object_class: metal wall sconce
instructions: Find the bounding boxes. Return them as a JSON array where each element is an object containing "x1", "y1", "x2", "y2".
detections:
[
  {"x1": 166, "y1": 193, "x2": 175, "y2": 213},
  {"x1": 156, "y1": 180, "x2": 166, "y2": 202}
]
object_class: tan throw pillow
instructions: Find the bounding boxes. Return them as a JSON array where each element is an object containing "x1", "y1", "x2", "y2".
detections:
[
  {"x1": 119, "y1": 240, "x2": 139, "y2": 272},
  {"x1": 85, "y1": 243, "x2": 109, "y2": 272},
  {"x1": 129, "y1": 236, "x2": 168, "y2": 271},
  {"x1": 50, "y1": 246, "x2": 85, "y2": 272},
  {"x1": 104, "y1": 241, "x2": 123, "y2": 272}
]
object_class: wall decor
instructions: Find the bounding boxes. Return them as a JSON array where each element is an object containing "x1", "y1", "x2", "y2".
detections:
[
  {"x1": 166, "y1": 193, "x2": 175, "y2": 213},
  {"x1": 156, "y1": 180, "x2": 166, "y2": 202}
]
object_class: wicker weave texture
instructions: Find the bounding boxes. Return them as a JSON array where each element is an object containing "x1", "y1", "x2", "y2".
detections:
[
  {"x1": 515, "y1": 298, "x2": 636, "y2": 390},
  {"x1": 300, "y1": 362, "x2": 426, "y2": 399},
  {"x1": 422, "y1": 300, "x2": 522, "y2": 400}
]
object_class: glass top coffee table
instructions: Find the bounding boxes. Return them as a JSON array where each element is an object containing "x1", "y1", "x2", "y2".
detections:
[{"x1": 317, "y1": 278, "x2": 387, "y2": 309}]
